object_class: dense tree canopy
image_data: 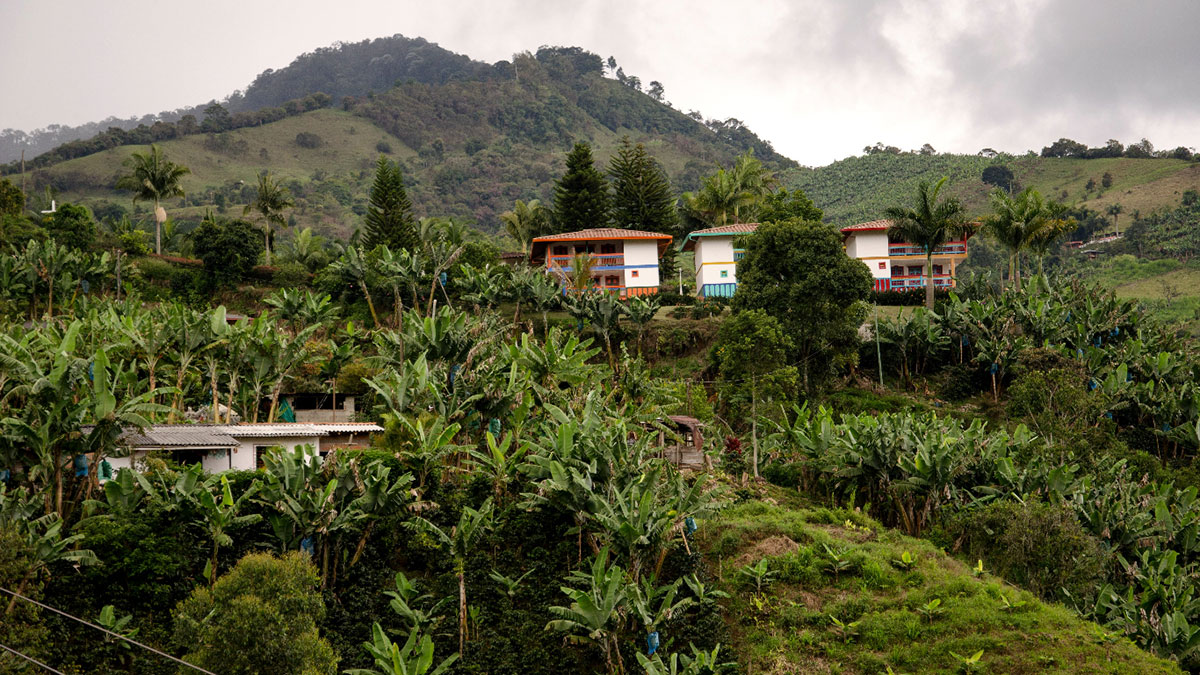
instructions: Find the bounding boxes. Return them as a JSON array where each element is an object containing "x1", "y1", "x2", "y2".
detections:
[
  {"x1": 732, "y1": 219, "x2": 873, "y2": 389},
  {"x1": 173, "y1": 552, "x2": 338, "y2": 675},
  {"x1": 553, "y1": 142, "x2": 609, "y2": 232},
  {"x1": 362, "y1": 156, "x2": 418, "y2": 251}
]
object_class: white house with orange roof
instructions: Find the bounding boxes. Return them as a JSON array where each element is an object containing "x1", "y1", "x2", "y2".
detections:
[
  {"x1": 679, "y1": 223, "x2": 759, "y2": 298},
  {"x1": 840, "y1": 219, "x2": 972, "y2": 291},
  {"x1": 530, "y1": 228, "x2": 672, "y2": 297}
]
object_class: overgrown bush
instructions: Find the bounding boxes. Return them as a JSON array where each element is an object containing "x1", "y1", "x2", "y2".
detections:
[
  {"x1": 948, "y1": 500, "x2": 1109, "y2": 603},
  {"x1": 295, "y1": 132, "x2": 324, "y2": 149},
  {"x1": 272, "y1": 261, "x2": 311, "y2": 287}
]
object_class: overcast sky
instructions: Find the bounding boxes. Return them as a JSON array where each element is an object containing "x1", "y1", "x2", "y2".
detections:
[{"x1": 2, "y1": 0, "x2": 1197, "y2": 166}]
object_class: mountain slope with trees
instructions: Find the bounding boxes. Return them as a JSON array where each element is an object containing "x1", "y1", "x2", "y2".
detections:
[{"x1": 4, "y1": 43, "x2": 791, "y2": 238}]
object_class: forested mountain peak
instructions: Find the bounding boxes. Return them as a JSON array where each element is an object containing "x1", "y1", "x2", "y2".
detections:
[{"x1": 231, "y1": 34, "x2": 495, "y2": 112}]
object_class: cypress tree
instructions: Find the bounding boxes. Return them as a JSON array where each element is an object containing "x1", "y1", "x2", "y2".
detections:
[
  {"x1": 362, "y1": 155, "x2": 417, "y2": 251},
  {"x1": 552, "y1": 142, "x2": 609, "y2": 232},
  {"x1": 608, "y1": 137, "x2": 679, "y2": 278}
]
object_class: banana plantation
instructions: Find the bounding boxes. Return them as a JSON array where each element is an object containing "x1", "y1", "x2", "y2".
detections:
[{"x1": 2, "y1": 226, "x2": 1200, "y2": 674}]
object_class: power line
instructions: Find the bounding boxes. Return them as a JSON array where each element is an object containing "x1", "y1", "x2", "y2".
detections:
[
  {"x1": 0, "y1": 587, "x2": 216, "y2": 675},
  {"x1": 0, "y1": 643, "x2": 66, "y2": 675}
]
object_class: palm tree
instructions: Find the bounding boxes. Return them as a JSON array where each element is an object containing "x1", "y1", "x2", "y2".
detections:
[
  {"x1": 884, "y1": 177, "x2": 970, "y2": 309},
  {"x1": 499, "y1": 199, "x2": 550, "y2": 261},
  {"x1": 984, "y1": 187, "x2": 1049, "y2": 292},
  {"x1": 244, "y1": 171, "x2": 295, "y2": 265},
  {"x1": 681, "y1": 169, "x2": 755, "y2": 227},
  {"x1": 115, "y1": 144, "x2": 190, "y2": 255},
  {"x1": 1107, "y1": 202, "x2": 1125, "y2": 236},
  {"x1": 1027, "y1": 202, "x2": 1076, "y2": 289}
]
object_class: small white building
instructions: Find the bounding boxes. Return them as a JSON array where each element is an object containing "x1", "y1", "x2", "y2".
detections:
[
  {"x1": 530, "y1": 228, "x2": 672, "y2": 297},
  {"x1": 841, "y1": 219, "x2": 971, "y2": 291},
  {"x1": 679, "y1": 223, "x2": 758, "y2": 298},
  {"x1": 102, "y1": 422, "x2": 383, "y2": 473}
]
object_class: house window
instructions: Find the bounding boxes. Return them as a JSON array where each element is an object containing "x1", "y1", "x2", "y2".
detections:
[
  {"x1": 600, "y1": 243, "x2": 616, "y2": 254},
  {"x1": 720, "y1": 270, "x2": 728, "y2": 278},
  {"x1": 932, "y1": 264, "x2": 943, "y2": 275},
  {"x1": 878, "y1": 262, "x2": 886, "y2": 269},
  {"x1": 892, "y1": 266, "x2": 904, "y2": 277},
  {"x1": 605, "y1": 275, "x2": 620, "y2": 287},
  {"x1": 631, "y1": 271, "x2": 639, "y2": 278},
  {"x1": 553, "y1": 245, "x2": 568, "y2": 256},
  {"x1": 909, "y1": 266, "x2": 923, "y2": 276}
]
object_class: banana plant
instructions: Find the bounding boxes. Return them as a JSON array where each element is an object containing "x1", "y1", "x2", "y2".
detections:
[
  {"x1": 408, "y1": 498, "x2": 495, "y2": 655},
  {"x1": 192, "y1": 474, "x2": 262, "y2": 587},
  {"x1": 346, "y1": 623, "x2": 458, "y2": 675},
  {"x1": 546, "y1": 547, "x2": 629, "y2": 675}
]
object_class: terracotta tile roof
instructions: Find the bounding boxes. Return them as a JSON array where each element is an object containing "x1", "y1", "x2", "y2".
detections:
[
  {"x1": 680, "y1": 223, "x2": 759, "y2": 251},
  {"x1": 840, "y1": 219, "x2": 893, "y2": 233},
  {"x1": 688, "y1": 223, "x2": 759, "y2": 236},
  {"x1": 532, "y1": 228, "x2": 672, "y2": 242}
]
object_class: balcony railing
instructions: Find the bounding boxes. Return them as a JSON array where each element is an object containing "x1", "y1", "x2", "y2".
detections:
[
  {"x1": 888, "y1": 242, "x2": 967, "y2": 257},
  {"x1": 547, "y1": 254, "x2": 625, "y2": 269},
  {"x1": 733, "y1": 249, "x2": 746, "y2": 261},
  {"x1": 888, "y1": 274, "x2": 955, "y2": 288}
]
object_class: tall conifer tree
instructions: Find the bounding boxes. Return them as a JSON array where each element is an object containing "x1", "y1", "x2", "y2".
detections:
[
  {"x1": 362, "y1": 155, "x2": 417, "y2": 251},
  {"x1": 552, "y1": 142, "x2": 609, "y2": 232},
  {"x1": 608, "y1": 137, "x2": 679, "y2": 278}
]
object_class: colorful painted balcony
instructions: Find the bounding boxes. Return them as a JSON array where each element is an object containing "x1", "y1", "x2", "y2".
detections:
[
  {"x1": 886, "y1": 274, "x2": 955, "y2": 289},
  {"x1": 547, "y1": 253, "x2": 626, "y2": 270},
  {"x1": 888, "y1": 242, "x2": 967, "y2": 257}
]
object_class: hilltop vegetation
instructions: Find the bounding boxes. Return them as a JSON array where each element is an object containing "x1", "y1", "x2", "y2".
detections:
[
  {"x1": 784, "y1": 150, "x2": 1200, "y2": 226},
  {"x1": 5, "y1": 43, "x2": 789, "y2": 237}
]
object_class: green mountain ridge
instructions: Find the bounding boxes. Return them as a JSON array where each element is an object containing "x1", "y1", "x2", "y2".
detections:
[{"x1": 8, "y1": 45, "x2": 791, "y2": 236}]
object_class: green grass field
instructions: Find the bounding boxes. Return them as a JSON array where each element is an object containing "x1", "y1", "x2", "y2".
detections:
[{"x1": 702, "y1": 484, "x2": 1179, "y2": 674}]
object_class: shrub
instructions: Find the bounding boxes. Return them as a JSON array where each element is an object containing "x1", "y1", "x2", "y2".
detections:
[
  {"x1": 173, "y1": 551, "x2": 337, "y2": 675},
  {"x1": 655, "y1": 291, "x2": 696, "y2": 306},
  {"x1": 870, "y1": 287, "x2": 952, "y2": 306},
  {"x1": 374, "y1": 140, "x2": 392, "y2": 154},
  {"x1": 272, "y1": 261, "x2": 310, "y2": 287},
  {"x1": 950, "y1": 500, "x2": 1108, "y2": 602},
  {"x1": 295, "y1": 132, "x2": 324, "y2": 149}
]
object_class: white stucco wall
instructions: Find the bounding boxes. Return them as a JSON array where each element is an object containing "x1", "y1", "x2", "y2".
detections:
[
  {"x1": 694, "y1": 236, "x2": 738, "y2": 289},
  {"x1": 847, "y1": 232, "x2": 891, "y2": 279},
  {"x1": 232, "y1": 436, "x2": 322, "y2": 465},
  {"x1": 622, "y1": 240, "x2": 660, "y2": 288}
]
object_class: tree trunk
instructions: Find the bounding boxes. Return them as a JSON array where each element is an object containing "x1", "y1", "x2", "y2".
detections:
[
  {"x1": 154, "y1": 198, "x2": 162, "y2": 255},
  {"x1": 1014, "y1": 253, "x2": 1022, "y2": 292},
  {"x1": 924, "y1": 251, "x2": 935, "y2": 309},
  {"x1": 4, "y1": 570, "x2": 32, "y2": 616},
  {"x1": 54, "y1": 450, "x2": 63, "y2": 517},
  {"x1": 458, "y1": 569, "x2": 467, "y2": 655},
  {"x1": 210, "y1": 366, "x2": 220, "y2": 423},
  {"x1": 359, "y1": 280, "x2": 380, "y2": 327},
  {"x1": 751, "y1": 378, "x2": 759, "y2": 479},
  {"x1": 264, "y1": 224, "x2": 272, "y2": 265}
]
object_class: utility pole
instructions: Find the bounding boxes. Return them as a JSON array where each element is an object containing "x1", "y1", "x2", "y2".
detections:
[{"x1": 875, "y1": 303, "x2": 884, "y2": 388}]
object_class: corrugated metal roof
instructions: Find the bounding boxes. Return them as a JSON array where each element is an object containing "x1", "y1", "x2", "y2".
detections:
[
  {"x1": 680, "y1": 223, "x2": 759, "y2": 251},
  {"x1": 222, "y1": 424, "x2": 327, "y2": 437},
  {"x1": 106, "y1": 425, "x2": 238, "y2": 448},
  {"x1": 532, "y1": 228, "x2": 672, "y2": 242},
  {"x1": 313, "y1": 423, "x2": 384, "y2": 433}
]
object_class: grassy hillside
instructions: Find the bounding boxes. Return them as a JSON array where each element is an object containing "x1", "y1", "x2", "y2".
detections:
[
  {"x1": 706, "y1": 485, "x2": 1179, "y2": 674},
  {"x1": 14, "y1": 49, "x2": 790, "y2": 239},
  {"x1": 784, "y1": 152, "x2": 1200, "y2": 226}
]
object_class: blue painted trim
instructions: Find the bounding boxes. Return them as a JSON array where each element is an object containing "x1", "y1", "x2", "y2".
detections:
[
  {"x1": 700, "y1": 283, "x2": 738, "y2": 298},
  {"x1": 556, "y1": 264, "x2": 659, "y2": 272}
]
